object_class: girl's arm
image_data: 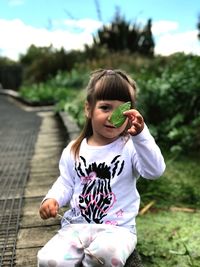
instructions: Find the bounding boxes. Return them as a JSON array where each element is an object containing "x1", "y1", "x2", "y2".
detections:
[
  {"x1": 41, "y1": 143, "x2": 75, "y2": 209},
  {"x1": 124, "y1": 109, "x2": 165, "y2": 179},
  {"x1": 131, "y1": 124, "x2": 166, "y2": 179}
]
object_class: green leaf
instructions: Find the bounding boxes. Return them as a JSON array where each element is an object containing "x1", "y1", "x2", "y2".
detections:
[{"x1": 109, "y1": 101, "x2": 131, "y2": 127}]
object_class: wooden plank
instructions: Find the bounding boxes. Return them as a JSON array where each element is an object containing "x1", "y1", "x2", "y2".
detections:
[
  {"x1": 19, "y1": 197, "x2": 62, "y2": 227},
  {"x1": 24, "y1": 185, "x2": 52, "y2": 198},
  {"x1": 17, "y1": 226, "x2": 59, "y2": 249},
  {"x1": 15, "y1": 110, "x2": 67, "y2": 266},
  {"x1": 15, "y1": 247, "x2": 39, "y2": 267}
]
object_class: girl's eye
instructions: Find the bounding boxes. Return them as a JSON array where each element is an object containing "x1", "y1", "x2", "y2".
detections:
[{"x1": 99, "y1": 105, "x2": 110, "y2": 111}]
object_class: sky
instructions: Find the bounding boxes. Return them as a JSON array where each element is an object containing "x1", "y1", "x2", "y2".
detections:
[{"x1": 0, "y1": 0, "x2": 200, "y2": 61}]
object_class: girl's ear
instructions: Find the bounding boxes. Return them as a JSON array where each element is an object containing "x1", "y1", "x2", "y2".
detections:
[{"x1": 84, "y1": 101, "x2": 91, "y2": 118}]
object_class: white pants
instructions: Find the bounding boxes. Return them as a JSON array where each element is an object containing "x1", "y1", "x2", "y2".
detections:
[{"x1": 37, "y1": 224, "x2": 137, "y2": 267}]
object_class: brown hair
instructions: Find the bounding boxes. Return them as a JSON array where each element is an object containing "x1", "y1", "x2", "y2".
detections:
[{"x1": 71, "y1": 69, "x2": 137, "y2": 158}]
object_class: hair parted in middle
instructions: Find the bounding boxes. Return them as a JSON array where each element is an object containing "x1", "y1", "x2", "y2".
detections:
[{"x1": 71, "y1": 69, "x2": 137, "y2": 158}]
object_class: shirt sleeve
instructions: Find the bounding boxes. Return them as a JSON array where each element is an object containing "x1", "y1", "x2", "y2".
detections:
[
  {"x1": 43, "y1": 143, "x2": 75, "y2": 207},
  {"x1": 131, "y1": 124, "x2": 166, "y2": 179}
]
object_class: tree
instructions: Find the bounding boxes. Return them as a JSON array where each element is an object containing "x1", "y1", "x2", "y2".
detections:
[
  {"x1": 138, "y1": 19, "x2": 155, "y2": 56},
  {"x1": 19, "y1": 44, "x2": 52, "y2": 66},
  {"x1": 92, "y1": 7, "x2": 154, "y2": 56},
  {"x1": 197, "y1": 15, "x2": 200, "y2": 40},
  {"x1": 19, "y1": 45, "x2": 83, "y2": 83}
]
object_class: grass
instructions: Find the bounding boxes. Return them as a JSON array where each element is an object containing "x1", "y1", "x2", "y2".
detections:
[
  {"x1": 136, "y1": 153, "x2": 200, "y2": 266},
  {"x1": 137, "y1": 211, "x2": 200, "y2": 267}
]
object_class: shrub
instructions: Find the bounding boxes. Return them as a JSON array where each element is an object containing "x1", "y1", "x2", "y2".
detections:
[
  {"x1": 19, "y1": 69, "x2": 88, "y2": 105},
  {"x1": 137, "y1": 53, "x2": 200, "y2": 154}
]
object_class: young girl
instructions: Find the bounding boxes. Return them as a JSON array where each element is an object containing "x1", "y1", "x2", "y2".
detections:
[{"x1": 38, "y1": 69, "x2": 165, "y2": 267}]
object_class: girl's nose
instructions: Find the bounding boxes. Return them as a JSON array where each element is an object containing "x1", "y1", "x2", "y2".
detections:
[{"x1": 107, "y1": 112, "x2": 112, "y2": 122}]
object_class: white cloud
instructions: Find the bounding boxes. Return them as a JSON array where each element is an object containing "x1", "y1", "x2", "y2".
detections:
[
  {"x1": 155, "y1": 30, "x2": 200, "y2": 56},
  {"x1": 0, "y1": 18, "x2": 102, "y2": 60},
  {"x1": 152, "y1": 20, "x2": 200, "y2": 56},
  {"x1": 0, "y1": 18, "x2": 199, "y2": 60},
  {"x1": 152, "y1": 20, "x2": 179, "y2": 35}
]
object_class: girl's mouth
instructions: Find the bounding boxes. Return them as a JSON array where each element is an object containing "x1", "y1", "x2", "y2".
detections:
[{"x1": 105, "y1": 124, "x2": 116, "y2": 129}]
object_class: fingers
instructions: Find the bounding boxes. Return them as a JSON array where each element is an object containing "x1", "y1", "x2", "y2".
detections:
[
  {"x1": 127, "y1": 122, "x2": 143, "y2": 136},
  {"x1": 124, "y1": 109, "x2": 144, "y2": 136},
  {"x1": 39, "y1": 199, "x2": 59, "y2": 220}
]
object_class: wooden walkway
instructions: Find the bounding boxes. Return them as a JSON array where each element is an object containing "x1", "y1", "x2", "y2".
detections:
[{"x1": 15, "y1": 109, "x2": 68, "y2": 266}]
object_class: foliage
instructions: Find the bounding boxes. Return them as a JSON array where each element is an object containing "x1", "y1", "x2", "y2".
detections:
[
  {"x1": 19, "y1": 45, "x2": 85, "y2": 83},
  {"x1": 20, "y1": 83, "x2": 63, "y2": 104},
  {"x1": 136, "y1": 53, "x2": 200, "y2": 154},
  {"x1": 77, "y1": 51, "x2": 152, "y2": 74},
  {"x1": 136, "y1": 152, "x2": 200, "y2": 267},
  {"x1": 92, "y1": 8, "x2": 154, "y2": 56},
  {"x1": 137, "y1": 211, "x2": 200, "y2": 267},
  {"x1": 63, "y1": 89, "x2": 86, "y2": 127},
  {"x1": 20, "y1": 69, "x2": 87, "y2": 105},
  {"x1": 0, "y1": 57, "x2": 17, "y2": 66},
  {"x1": 138, "y1": 154, "x2": 200, "y2": 209},
  {"x1": 50, "y1": 69, "x2": 88, "y2": 89}
]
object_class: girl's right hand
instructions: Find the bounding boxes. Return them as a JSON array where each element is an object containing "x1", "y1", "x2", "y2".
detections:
[
  {"x1": 124, "y1": 109, "x2": 144, "y2": 136},
  {"x1": 39, "y1": 198, "x2": 59, "y2": 220}
]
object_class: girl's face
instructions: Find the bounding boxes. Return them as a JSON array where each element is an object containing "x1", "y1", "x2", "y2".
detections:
[{"x1": 86, "y1": 100, "x2": 128, "y2": 146}]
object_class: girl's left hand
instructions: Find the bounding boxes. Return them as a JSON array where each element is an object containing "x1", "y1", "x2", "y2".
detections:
[{"x1": 124, "y1": 109, "x2": 144, "y2": 136}]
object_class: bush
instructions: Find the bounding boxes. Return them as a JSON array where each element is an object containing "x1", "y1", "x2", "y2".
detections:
[
  {"x1": 137, "y1": 53, "x2": 200, "y2": 153},
  {"x1": 19, "y1": 69, "x2": 88, "y2": 105}
]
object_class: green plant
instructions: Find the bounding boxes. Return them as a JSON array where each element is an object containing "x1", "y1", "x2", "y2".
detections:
[
  {"x1": 138, "y1": 153, "x2": 200, "y2": 209},
  {"x1": 63, "y1": 90, "x2": 86, "y2": 127},
  {"x1": 19, "y1": 69, "x2": 87, "y2": 105},
  {"x1": 137, "y1": 53, "x2": 200, "y2": 154},
  {"x1": 92, "y1": 8, "x2": 154, "y2": 56},
  {"x1": 137, "y1": 211, "x2": 200, "y2": 267}
]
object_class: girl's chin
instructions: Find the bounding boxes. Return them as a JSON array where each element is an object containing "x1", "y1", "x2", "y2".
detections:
[{"x1": 103, "y1": 134, "x2": 119, "y2": 142}]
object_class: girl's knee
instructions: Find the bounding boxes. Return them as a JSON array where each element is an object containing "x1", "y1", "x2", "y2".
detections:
[
  {"x1": 37, "y1": 249, "x2": 47, "y2": 267},
  {"x1": 37, "y1": 249, "x2": 58, "y2": 267},
  {"x1": 84, "y1": 248, "x2": 126, "y2": 267}
]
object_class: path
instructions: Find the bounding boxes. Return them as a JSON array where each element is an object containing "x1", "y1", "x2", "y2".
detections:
[{"x1": 0, "y1": 95, "x2": 67, "y2": 266}]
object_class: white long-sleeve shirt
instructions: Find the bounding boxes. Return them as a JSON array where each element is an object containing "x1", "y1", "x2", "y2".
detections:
[{"x1": 44, "y1": 125, "x2": 165, "y2": 230}]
